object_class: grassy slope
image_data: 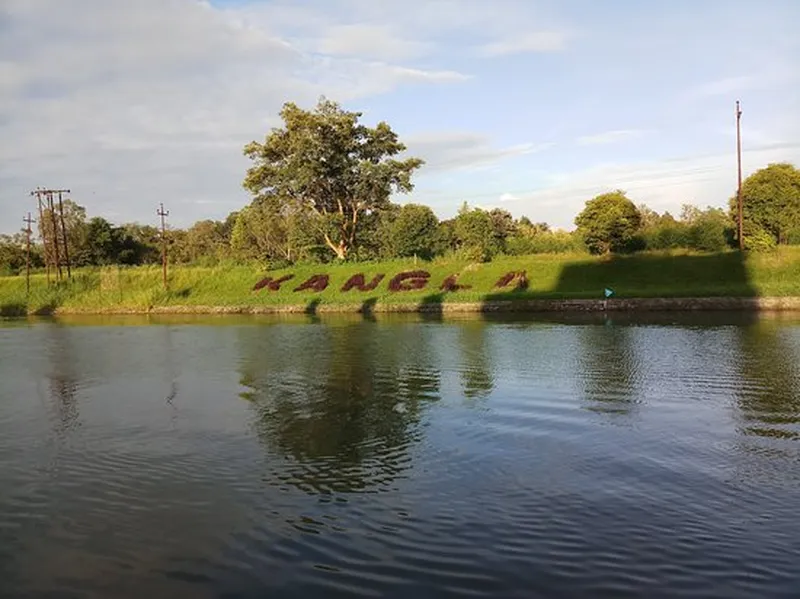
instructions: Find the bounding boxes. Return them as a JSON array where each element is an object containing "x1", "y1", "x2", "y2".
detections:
[{"x1": 1, "y1": 248, "x2": 800, "y2": 315}]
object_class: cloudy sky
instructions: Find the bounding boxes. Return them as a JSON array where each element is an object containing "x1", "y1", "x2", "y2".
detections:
[{"x1": 1, "y1": 0, "x2": 798, "y2": 232}]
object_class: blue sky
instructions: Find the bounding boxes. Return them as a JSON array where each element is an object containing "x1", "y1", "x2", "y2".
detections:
[{"x1": 1, "y1": 0, "x2": 798, "y2": 232}]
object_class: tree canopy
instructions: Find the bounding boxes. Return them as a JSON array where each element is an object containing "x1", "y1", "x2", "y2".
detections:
[
  {"x1": 242, "y1": 98, "x2": 424, "y2": 260},
  {"x1": 575, "y1": 190, "x2": 643, "y2": 254},
  {"x1": 732, "y1": 162, "x2": 800, "y2": 247}
]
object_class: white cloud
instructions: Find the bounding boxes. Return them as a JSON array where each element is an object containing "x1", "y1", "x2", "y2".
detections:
[
  {"x1": 488, "y1": 142, "x2": 800, "y2": 229},
  {"x1": 316, "y1": 24, "x2": 432, "y2": 61},
  {"x1": 499, "y1": 192, "x2": 520, "y2": 202},
  {"x1": 576, "y1": 129, "x2": 650, "y2": 146},
  {"x1": 0, "y1": 0, "x2": 469, "y2": 228},
  {"x1": 405, "y1": 132, "x2": 554, "y2": 174},
  {"x1": 477, "y1": 30, "x2": 571, "y2": 56}
]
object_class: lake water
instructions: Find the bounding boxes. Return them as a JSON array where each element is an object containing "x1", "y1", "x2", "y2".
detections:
[{"x1": 1, "y1": 313, "x2": 799, "y2": 598}]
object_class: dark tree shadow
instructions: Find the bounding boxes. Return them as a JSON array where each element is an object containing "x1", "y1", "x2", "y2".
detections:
[
  {"x1": 481, "y1": 252, "x2": 759, "y2": 321},
  {"x1": 418, "y1": 293, "x2": 444, "y2": 322},
  {"x1": 32, "y1": 302, "x2": 58, "y2": 316},
  {"x1": 303, "y1": 299, "x2": 322, "y2": 324},
  {"x1": 0, "y1": 303, "x2": 27, "y2": 317},
  {"x1": 358, "y1": 297, "x2": 378, "y2": 321}
]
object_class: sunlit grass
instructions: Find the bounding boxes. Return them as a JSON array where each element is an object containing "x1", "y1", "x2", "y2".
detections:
[{"x1": 1, "y1": 247, "x2": 799, "y2": 315}]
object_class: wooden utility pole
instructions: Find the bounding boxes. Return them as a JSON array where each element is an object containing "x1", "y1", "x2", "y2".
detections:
[
  {"x1": 45, "y1": 192, "x2": 62, "y2": 281},
  {"x1": 23, "y1": 213, "x2": 35, "y2": 295},
  {"x1": 31, "y1": 188, "x2": 51, "y2": 284},
  {"x1": 736, "y1": 100, "x2": 744, "y2": 251},
  {"x1": 157, "y1": 203, "x2": 169, "y2": 290},
  {"x1": 30, "y1": 187, "x2": 71, "y2": 282},
  {"x1": 57, "y1": 191, "x2": 72, "y2": 279}
]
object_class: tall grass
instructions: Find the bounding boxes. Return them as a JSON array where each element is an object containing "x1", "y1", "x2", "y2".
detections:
[{"x1": 1, "y1": 248, "x2": 799, "y2": 314}]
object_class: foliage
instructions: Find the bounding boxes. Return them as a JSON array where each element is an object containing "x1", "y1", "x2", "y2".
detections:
[
  {"x1": 743, "y1": 228, "x2": 777, "y2": 252},
  {"x1": 440, "y1": 274, "x2": 470, "y2": 292},
  {"x1": 388, "y1": 270, "x2": 431, "y2": 291},
  {"x1": 686, "y1": 207, "x2": 734, "y2": 252},
  {"x1": 382, "y1": 203, "x2": 439, "y2": 259},
  {"x1": 506, "y1": 229, "x2": 585, "y2": 255},
  {"x1": 488, "y1": 208, "x2": 516, "y2": 251},
  {"x1": 0, "y1": 233, "x2": 40, "y2": 275},
  {"x1": 293, "y1": 274, "x2": 329, "y2": 292},
  {"x1": 575, "y1": 190, "x2": 643, "y2": 254},
  {"x1": 454, "y1": 206, "x2": 501, "y2": 261},
  {"x1": 341, "y1": 273, "x2": 385, "y2": 292},
  {"x1": 494, "y1": 271, "x2": 528, "y2": 291},
  {"x1": 731, "y1": 163, "x2": 800, "y2": 247},
  {"x1": 242, "y1": 97, "x2": 424, "y2": 260},
  {"x1": 230, "y1": 195, "x2": 318, "y2": 264}
]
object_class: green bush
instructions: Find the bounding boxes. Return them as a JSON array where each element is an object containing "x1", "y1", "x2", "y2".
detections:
[
  {"x1": 643, "y1": 223, "x2": 690, "y2": 250},
  {"x1": 744, "y1": 228, "x2": 778, "y2": 252},
  {"x1": 505, "y1": 231, "x2": 584, "y2": 255},
  {"x1": 688, "y1": 218, "x2": 729, "y2": 252}
]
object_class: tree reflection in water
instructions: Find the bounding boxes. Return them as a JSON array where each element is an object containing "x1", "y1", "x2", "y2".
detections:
[
  {"x1": 237, "y1": 320, "x2": 441, "y2": 495},
  {"x1": 573, "y1": 319, "x2": 643, "y2": 420}
]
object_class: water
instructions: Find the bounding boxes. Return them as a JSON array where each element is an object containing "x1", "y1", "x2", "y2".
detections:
[{"x1": 1, "y1": 313, "x2": 799, "y2": 598}]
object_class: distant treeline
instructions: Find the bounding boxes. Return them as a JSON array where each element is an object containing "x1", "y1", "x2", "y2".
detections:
[{"x1": 2, "y1": 99, "x2": 799, "y2": 275}]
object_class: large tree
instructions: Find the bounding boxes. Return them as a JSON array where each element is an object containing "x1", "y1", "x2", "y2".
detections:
[
  {"x1": 243, "y1": 98, "x2": 424, "y2": 260},
  {"x1": 575, "y1": 190, "x2": 642, "y2": 254},
  {"x1": 230, "y1": 195, "x2": 319, "y2": 263},
  {"x1": 454, "y1": 205, "x2": 501, "y2": 261},
  {"x1": 382, "y1": 203, "x2": 440, "y2": 259},
  {"x1": 731, "y1": 162, "x2": 800, "y2": 246}
]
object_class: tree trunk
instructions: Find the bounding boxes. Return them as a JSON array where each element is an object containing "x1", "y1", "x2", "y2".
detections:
[{"x1": 323, "y1": 233, "x2": 347, "y2": 260}]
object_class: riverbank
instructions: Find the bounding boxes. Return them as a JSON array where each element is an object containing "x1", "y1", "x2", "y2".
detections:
[{"x1": 2, "y1": 249, "x2": 800, "y2": 316}]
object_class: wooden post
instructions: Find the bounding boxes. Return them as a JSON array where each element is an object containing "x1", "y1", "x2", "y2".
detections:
[
  {"x1": 57, "y1": 191, "x2": 72, "y2": 279},
  {"x1": 23, "y1": 212, "x2": 35, "y2": 296},
  {"x1": 157, "y1": 203, "x2": 169, "y2": 290},
  {"x1": 736, "y1": 100, "x2": 744, "y2": 250}
]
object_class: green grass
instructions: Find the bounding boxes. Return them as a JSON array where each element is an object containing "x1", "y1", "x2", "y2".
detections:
[{"x1": 2, "y1": 248, "x2": 800, "y2": 315}]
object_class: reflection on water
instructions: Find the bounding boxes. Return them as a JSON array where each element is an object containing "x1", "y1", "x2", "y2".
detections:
[
  {"x1": 734, "y1": 322, "x2": 800, "y2": 440},
  {"x1": 574, "y1": 321, "x2": 642, "y2": 418},
  {"x1": 457, "y1": 322, "x2": 495, "y2": 400},
  {"x1": 238, "y1": 322, "x2": 440, "y2": 494},
  {"x1": 0, "y1": 313, "x2": 799, "y2": 598}
]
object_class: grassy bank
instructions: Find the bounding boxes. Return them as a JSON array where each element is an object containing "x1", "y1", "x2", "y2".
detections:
[{"x1": 2, "y1": 248, "x2": 800, "y2": 316}]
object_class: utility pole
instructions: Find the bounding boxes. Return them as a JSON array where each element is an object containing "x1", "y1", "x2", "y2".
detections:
[
  {"x1": 45, "y1": 191, "x2": 62, "y2": 281},
  {"x1": 57, "y1": 190, "x2": 72, "y2": 279},
  {"x1": 30, "y1": 187, "x2": 71, "y2": 282},
  {"x1": 157, "y1": 203, "x2": 169, "y2": 290},
  {"x1": 736, "y1": 100, "x2": 744, "y2": 251},
  {"x1": 23, "y1": 212, "x2": 35, "y2": 295},
  {"x1": 31, "y1": 188, "x2": 51, "y2": 284}
]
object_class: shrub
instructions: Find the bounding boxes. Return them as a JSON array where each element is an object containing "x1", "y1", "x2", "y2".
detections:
[
  {"x1": 253, "y1": 274, "x2": 294, "y2": 291},
  {"x1": 341, "y1": 273, "x2": 385, "y2": 292},
  {"x1": 440, "y1": 274, "x2": 470, "y2": 292},
  {"x1": 388, "y1": 270, "x2": 430, "y2": 291},
  {"x1": 293, "y1": 274, "x2": 329, "y2": 292},
  {"x1": 744, "y1": 228, "x2": 778, "y2": 252},
  {"x1": 495, "y1": 271, "x2": 528, "y2": 291}
]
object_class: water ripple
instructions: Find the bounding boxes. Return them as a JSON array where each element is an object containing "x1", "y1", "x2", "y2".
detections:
[{"x1": 0, "y1": 316, "x2": 799, "y2": 598}]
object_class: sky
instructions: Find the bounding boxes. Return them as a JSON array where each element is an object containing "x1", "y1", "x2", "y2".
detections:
[{"x1": 1, "y1": 0, "x2": 799, "y2": 233}]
